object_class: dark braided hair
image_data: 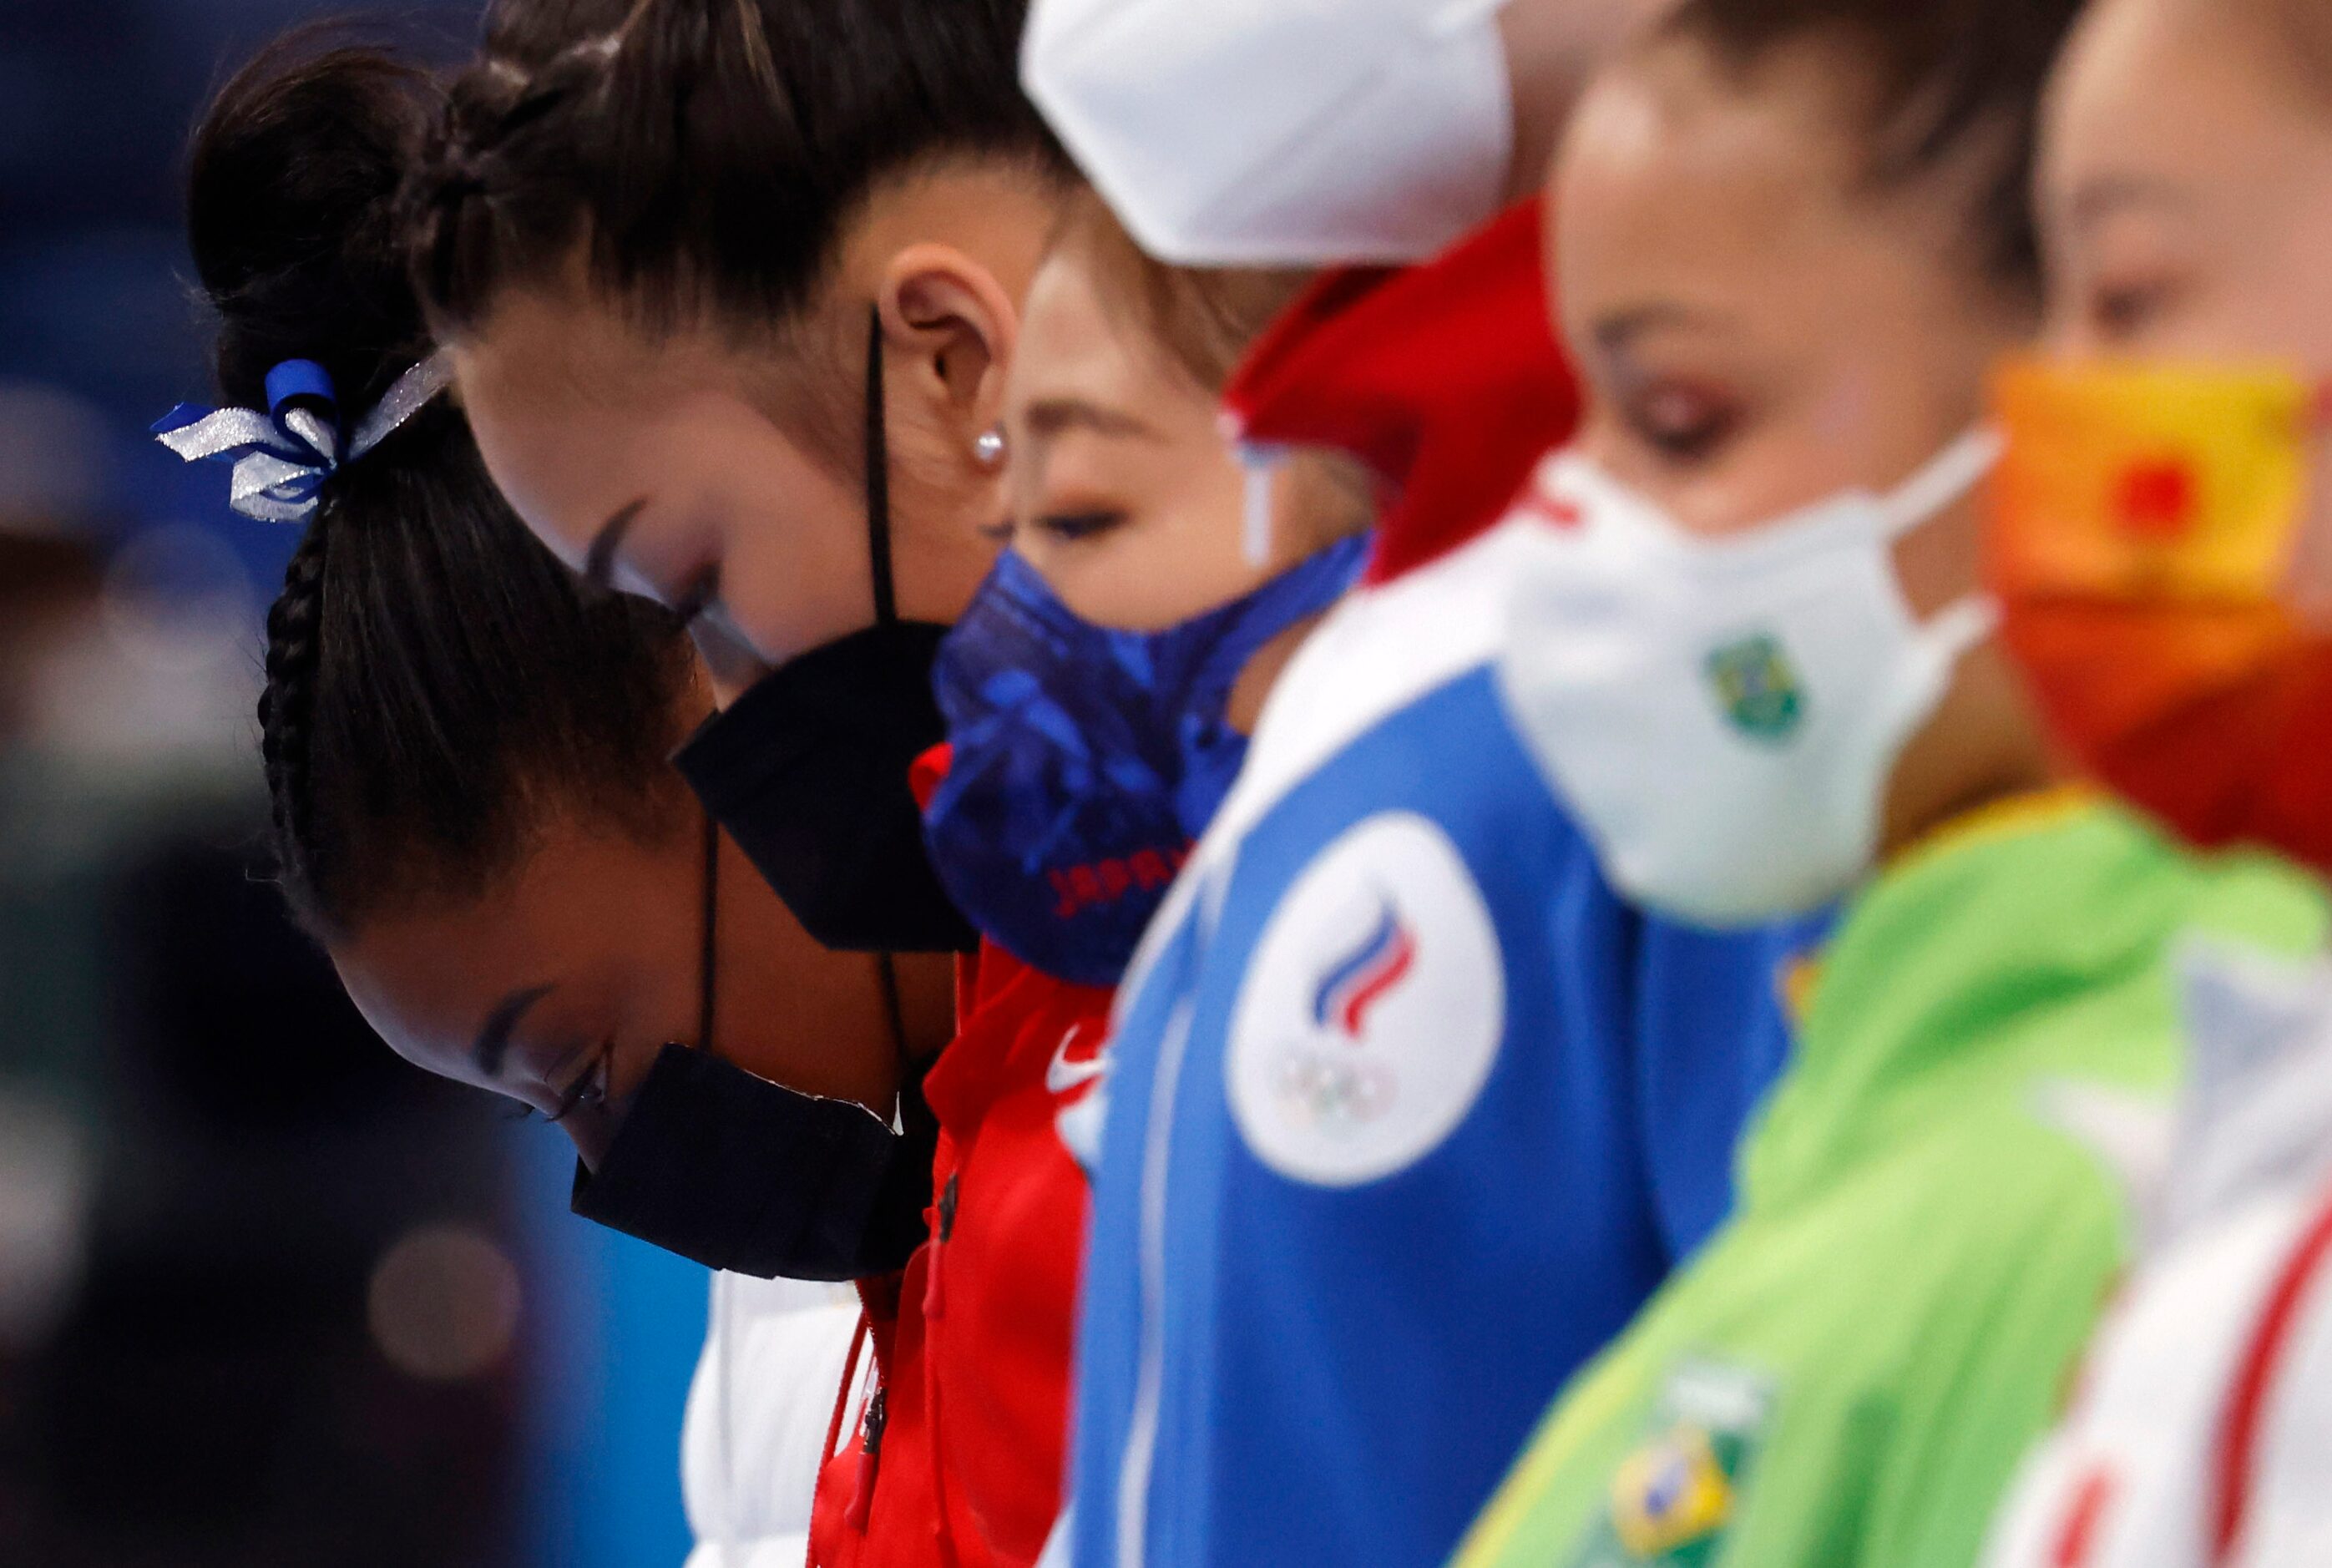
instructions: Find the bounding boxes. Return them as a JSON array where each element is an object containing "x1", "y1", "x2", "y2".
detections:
[
  {"x1": 1661, "y1": 0, "x2": 2087, "y2": 296},
  {"x1": 190, "y1": 32, "x2": 699, "y2": 937},
  {"x1": 405, "y1": 0, "x2": 1070, "y2": 345},
  {"x1": 257, "y1": 526, "x2": 332, "y2": 885}
]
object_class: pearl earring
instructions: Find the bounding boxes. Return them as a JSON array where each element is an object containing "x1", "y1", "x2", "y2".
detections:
[{"x1": 974, "y1": 427, "x2": 1007, "y2": 468}]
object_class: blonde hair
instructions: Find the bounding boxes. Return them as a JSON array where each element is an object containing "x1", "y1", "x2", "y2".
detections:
[
  {"x1": 1044, "y1": 190, "x2": 1378, "y2": 550},
  {"x1": 1047, "y1": 188, "x2": 1312, "y2": 393}
]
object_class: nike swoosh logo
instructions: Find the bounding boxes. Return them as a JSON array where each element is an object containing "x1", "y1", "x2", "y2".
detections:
[{"x1": 1046, "y1": 1027, "x2": 1109, "y2": 1097}]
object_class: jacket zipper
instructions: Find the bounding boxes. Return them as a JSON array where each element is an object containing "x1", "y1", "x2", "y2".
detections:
[
  {"x1": 1116, "y1": 866, "x2": 1225, "y2": 1568},
  {"x1": 845, "y1": 1384, "x2": 886, "y2": 1531}
]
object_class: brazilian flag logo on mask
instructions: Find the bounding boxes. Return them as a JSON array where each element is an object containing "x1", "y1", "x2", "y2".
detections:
[{"x1": 1704, "y1": 634, "x2": 1806, "y2": 743}]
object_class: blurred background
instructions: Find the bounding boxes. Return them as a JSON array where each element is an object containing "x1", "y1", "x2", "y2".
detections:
[{"x1": 1, "y1": 4, "x2": 707, "y2": 1563}]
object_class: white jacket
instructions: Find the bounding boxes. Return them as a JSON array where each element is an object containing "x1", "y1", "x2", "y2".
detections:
[
  {"x1": 682, "y1": 1272, "x2": 866, "y2": 1568},
  {"x1": 1985, "y1": 944, "x2": 2332, "y2": 1568}
]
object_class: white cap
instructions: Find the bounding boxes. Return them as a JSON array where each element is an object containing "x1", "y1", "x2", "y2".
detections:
[{"x1": 1023, "y1": 0, "x2": 1516, "y2": 266}]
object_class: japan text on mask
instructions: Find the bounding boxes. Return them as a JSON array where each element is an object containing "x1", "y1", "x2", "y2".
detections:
[{"x1": 923, "y1": 536, "x2": 1367, "y2": 987}]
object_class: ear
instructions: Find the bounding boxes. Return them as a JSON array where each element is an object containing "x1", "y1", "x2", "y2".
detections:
[{"x1": 878, "y1": 244, "x2": 1021, "y2": 443}]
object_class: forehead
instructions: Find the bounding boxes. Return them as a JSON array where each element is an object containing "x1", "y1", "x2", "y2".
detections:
[
  {"x1": 1012, "y1": 248, "x2": 1186, "y2": 406},
  {"x1": 1558, "y1": 37, "x2": 1975, "y2": 340},
  {"x1": 2048, "y1": 0, "x2": 2322, "y2": 193},
  {"x1": 1009, "y1": 248, "x2": 1222, "y2": 441},
  {"x1": 330, "y1": 824, "x2": 685, "y2": 1078},
  {"x1": 1566, "y1": 41, "x2": 1869, "y2": 246},
  {"x1": 331, "y1": 887, "x2": 543, "y2": 1087},
  {"x1": 1014, "y1": 252, "x2": 1123, "y2": 386}
]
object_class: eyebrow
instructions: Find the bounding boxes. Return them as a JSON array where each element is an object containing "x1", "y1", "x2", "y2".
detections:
[
  {"x1": 2066, "y1": 175, "x2": 2194, "y2": 229},
  {"x1": 472, "y1": 983, "x2": 556, "y2": 1078},
  {"x1": 583, "y1": 498, "x2": 650, "y2": 594},
  {"x1": 1019, "y1": 397, "x2": 1161, "y2": 443},
  {"x1": 1592, "y1": 301, "x2": 1733, "y2": 356}
]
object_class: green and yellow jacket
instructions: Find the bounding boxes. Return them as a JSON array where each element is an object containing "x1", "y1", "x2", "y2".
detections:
[{"x1": 1456, "y1": 797, "x2": 2326, "y2": 1568}]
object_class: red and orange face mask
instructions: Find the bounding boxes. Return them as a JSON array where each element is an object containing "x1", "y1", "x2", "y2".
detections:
[{"x1": 1987, "y1": 361, "x2": 2332, "y2": 873}]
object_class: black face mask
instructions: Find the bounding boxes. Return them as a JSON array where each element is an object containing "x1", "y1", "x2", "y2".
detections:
[
  {"x1": 570, "y1": 817, "x2": 938, "y2": 1281},
  {"x1": 674, "y1": 310, "x2": 977, "y2": 956}
]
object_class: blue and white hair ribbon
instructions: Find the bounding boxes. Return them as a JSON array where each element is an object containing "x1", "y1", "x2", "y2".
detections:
[{"x1": 152, "y1": 353, "x2": 454, "y2": 524}]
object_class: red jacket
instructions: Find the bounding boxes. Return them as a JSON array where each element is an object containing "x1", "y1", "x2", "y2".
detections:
[
  {"x1": 809, "y1": 837, "x2": 1112, "y2": 1566},
  {"x1": 1224, "y1": 197, "x2": 1578, "y2": 585}
]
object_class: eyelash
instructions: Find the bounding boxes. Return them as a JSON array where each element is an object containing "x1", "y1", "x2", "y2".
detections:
[
  {"x1": 673, "y1": 565, "x2": 722, "y2": 627},
  {"x1": 2090, "y1": 279, "x2": 2178, "y2": 341},
  {"x1": 1628, "y1": 395, "x2": 1738, "y2": 467},
  {"x1": 1036, "y1": 509, "x2": 1127, "y2": 544},
  {"x1": 505, "y1": 1042, "x2": 614, "y2": 1124}
]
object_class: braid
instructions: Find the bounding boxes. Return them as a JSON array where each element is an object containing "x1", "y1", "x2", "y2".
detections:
[
  {"x1": 195, "y1": 35, "x2": 702, "y2": 940},
  {"x1": 405, "y1": 0, "x2": 1065, "y2": 338},
  {"x1": 259, "y1": 516, "x2": 333, "y2": 902},
  {"x1": 407, "y1": 38, "x2": 620, "y2": 320}
]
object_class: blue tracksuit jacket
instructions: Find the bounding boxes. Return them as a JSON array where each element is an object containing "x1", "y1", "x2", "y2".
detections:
[{"x1": 1065, "y1": 520, "x2": 1824, "y2": 1567}]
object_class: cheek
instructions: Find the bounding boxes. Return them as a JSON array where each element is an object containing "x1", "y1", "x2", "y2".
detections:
[
  {"x1": 718, "y1": 947, "x2": 898, "y2": 1114},
  {"x1": 460, "y1": 392, "x2": 607, "y2": 572},
  {"x1": 599, "y1": 1034, "x2": 674, "y2": 1116},
  {"x1": 330, "y1": 946, "x2": 495, "y2": 1097},
  {"x1": 2285, "y1": 440, "x2": 2332, "y2": 631},
  {"x1": 2141, "y1": 267, "x2": 2308, "y2": 365},
  {"x1": 1029, "y1": 534, "x2": 1169, "y2": 629},
  {"x1": 1702, "y1": 360, "x2": 1976, "y2": 535},
  {"x1": 1651, "y1": 412, "x2": 1874, "y2": 539},
  {"x1": 2233, "y1": 205, "x2": 2332, "y2": 367},
  {"x1": 1890, "y1": 489, "x2": 1983, "y2": 619},
  {"x1": 1055, "y1": 505, "x2": 1260, "y2": 632},
  {"x1": 713, "y1": 488, "x2": 878, "y2": 664}
]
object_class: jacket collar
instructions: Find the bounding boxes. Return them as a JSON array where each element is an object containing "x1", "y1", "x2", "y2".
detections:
[
  {"x1": 2145, "y1": 946, "x2": 2332, "y2": 1252},
  {"x1": 1745, "y1": 797, "x2": 2327, "y2": 1212},
  {"x1": 1223, "y1": 199, "x2": 1579, "y2": 586}
]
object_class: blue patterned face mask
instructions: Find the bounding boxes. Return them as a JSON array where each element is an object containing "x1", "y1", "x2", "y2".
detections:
[{"x1": 924, "y1": 536, "x2": 1367, "y2": 987}]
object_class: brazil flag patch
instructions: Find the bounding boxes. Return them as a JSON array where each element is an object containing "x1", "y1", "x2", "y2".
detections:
[
  {"x1": 1704, "y1": 634, "x2": 1804, "y2": 743},
  {"x1": 1567, "y1": 1360, "x2": 1774, "y2": 1567}
]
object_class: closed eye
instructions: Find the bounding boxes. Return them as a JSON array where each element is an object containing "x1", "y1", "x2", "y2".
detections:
[
  {"x1": 1035, "y1": 509, "x2": 1127, "y2": 544},
  {"x1": 673, "y1": 565, "x2": 723, "y2": 627},
  {"x1": 544, "y1": 1043, "x2": 615, "y2": 1124},
  {"x1": 2088, "y1": 278, "x2": 2185, "y2": 345}
]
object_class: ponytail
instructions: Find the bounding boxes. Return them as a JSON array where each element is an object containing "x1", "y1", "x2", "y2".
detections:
[{"x1": 188, "y1": 30, "x2": 698, "y2": 935}]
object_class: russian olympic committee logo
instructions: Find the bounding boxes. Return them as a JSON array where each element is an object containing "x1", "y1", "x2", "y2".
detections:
[{"x1": 1227, "y1": 812, "x2": 1505, "y2": 1187}]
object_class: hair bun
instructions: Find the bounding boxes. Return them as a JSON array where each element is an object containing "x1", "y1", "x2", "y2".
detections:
[{"x1": 188, "y1": 33, "x2": 439, "y2": 410}]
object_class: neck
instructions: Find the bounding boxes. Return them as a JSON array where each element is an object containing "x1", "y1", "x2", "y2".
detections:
[
  {"x1": 1877, "y1": 645, "x2": 2060, "y2": 862},
  {"x1": 1229, "y1": 615, "x2": 1328, "y2": 735}
]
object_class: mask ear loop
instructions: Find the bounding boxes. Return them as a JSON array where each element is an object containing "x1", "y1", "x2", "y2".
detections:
[
  {"x1": 1878, "y1": 427, "x2": 2005, "y2": 542},
  {"x1": 698, "y1": 808, "x2": 721, "y2": 1053},
  {"x1": 865, "y1": 306, "x2": 918, "y2": 1104},
  {"x1": 1879, "y1": 427, "x2": 2007, "y2": 658},
  {"x1": 865, "y1": 306, "x2": 899, "y2": 627}
]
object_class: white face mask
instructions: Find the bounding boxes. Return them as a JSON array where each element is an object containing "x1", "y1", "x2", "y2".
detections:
[
  {"x1": 1020, "y1": 0, "x2": 1515, "y2": 266},
  {"x1": 1495, "y1": 431, "x2": 2003, "y2": 928}
]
